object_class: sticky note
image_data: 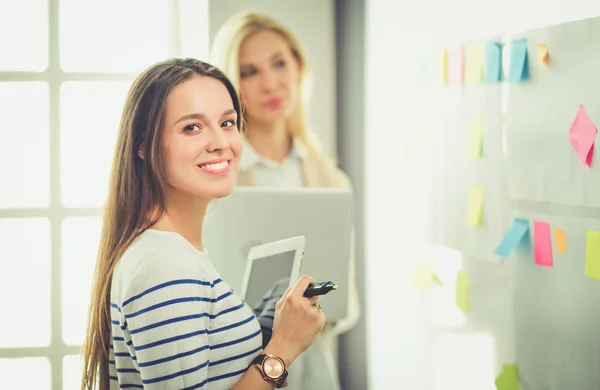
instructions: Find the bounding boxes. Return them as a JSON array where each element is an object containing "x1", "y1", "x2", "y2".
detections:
[
  {"x1": 533, "y1": 221, "x2": 553, "y2": 267},
  {"x1": 467, "y1": 185, "x2": 483, "y2": 226},
  {"x1": 495, "y1": 364, "x2": 519, "y2": 390},
  {"x1": 508, "y1": 38, "x2": 529, "y2": 82},
  {"x1": 465, "y1": 44, "x2": 484, "y2": 84},
  {"x1": 585, "y1": 230, "x2": 600, "y2": 281},
  {"x1": 485, "y1": 42, "x2": 503, "y2": 82},
  {"x1": 554, "y1": 228, "x2": 566, "y2": 254},
  {"x1": 494, "y1": 218, "x2": 530, "y2": 257},
  {"x1": 537, "y1": 43, "x2": 549, "y2": 64},
  {"x1": 456, "y1": 271, "x2": 469, "y2": 312},
  {"x1": 468, "y1": 118, "x2": 483, "y2": 157},
  {"x1": 440, "y1": 49, "x2": 448, "y2": 84},
  {"x1": 569, "y1": 104, "x2": 598, "y2": 167},
  {"x1": 419, "y1": 55, "x2": 432, "y2": 86},
  {"x1": 448, "y1": 46, "x2": 465, "y2": 84},
  {"x1": 413, "y1": 266, "x2": 431, "y2": 291},
  {"x1": 412, "y1": 260, "x2": 443, "y2": 291}
]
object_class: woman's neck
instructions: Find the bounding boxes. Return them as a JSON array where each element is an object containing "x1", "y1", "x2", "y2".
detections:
[
  {"x1": 151, "y1": 190, "x2": 209, "y2": 252},
  {"x1": 245, "y1": 118, "x2": 292, "y2": 163}
]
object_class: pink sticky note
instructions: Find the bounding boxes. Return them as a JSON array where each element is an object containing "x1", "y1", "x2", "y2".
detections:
[
  {"x1": 534, "y1": 221, "x2": 553, "y2": 267},
  {"x1": 448, "y1": 46, "x2": 465, "y2": 84},
  {"x1": 569, "y1": 104, "x2": 598, "y2": 167}
]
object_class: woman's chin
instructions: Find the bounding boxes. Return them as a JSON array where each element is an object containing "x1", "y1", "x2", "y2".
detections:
[{"x1": 201, "y1": 184, "x2": 235, "y2": 200}]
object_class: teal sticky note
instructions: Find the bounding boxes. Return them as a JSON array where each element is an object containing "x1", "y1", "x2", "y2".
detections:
[
  {"x1": 485, "y1": 42, "x2": 502, "y2": 82},
  {"x1": 419, "y1": 55, "x2": 432, "y2": 86},
  {"x1": 494, "y1": 218, "x2": 529, "y2": 257},
  {"x1": 508, "y1": 38, "x2": 529, "y2": 82}
]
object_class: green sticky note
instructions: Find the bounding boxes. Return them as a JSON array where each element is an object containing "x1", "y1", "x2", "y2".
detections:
[
  {"x1": 456, "y1": 271, "x2": 469, "y2": 312},
  {"x1": 495, "y1": 364, "x2": 519, "y2": 390},
  {"x1": 585, "y1": 230, "x2": 600, "y2": 280},
  {"x1": 468, "y1": 185, "x2": 483, "y2": 226},
  {"x1": 468, "y1": 119, "x2": 483, "y2": 157}
]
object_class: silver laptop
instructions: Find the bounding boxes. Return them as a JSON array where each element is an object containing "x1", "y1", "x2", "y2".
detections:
[{"x1": 203, "y1": 187, "x2": 353, "y2": 321}]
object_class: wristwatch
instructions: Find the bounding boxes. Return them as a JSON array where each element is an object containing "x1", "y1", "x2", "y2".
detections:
[{"x1": 252, "y1": 353, "x2": 288, "y2": 388}]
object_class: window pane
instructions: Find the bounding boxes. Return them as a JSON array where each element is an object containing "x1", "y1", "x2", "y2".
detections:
[
  {"x1": 0, "y1": 358, "x2": 50, "y2": 390},
  {"x1": 62, "y1": 217, "x2": 102, "y2": 346},
  {"x1": 60, "y1": 0, "x2": 169, "y2": 72},
  {"x1": 60, "y1": 81, "x2": 130, "y2": 208},
  {"x1": 0, "y1": 1, "x2": 48, "y2": 71},
  {"x1": 0, "y1": 82, "x2": 50, "y2": 208},
  {"x1": 63, "y1": 355, "x2": 82, "y2": 390},
  {"x1": 0, "y1": 219, "x2": 50, "y2": 347}
]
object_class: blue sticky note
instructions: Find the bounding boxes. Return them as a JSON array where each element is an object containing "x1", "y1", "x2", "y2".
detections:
[
  {"x1": 485, "y1": 42, "x2": 502, "y2": 83},
  {"x1": 419, "y1": 55, "x2": 432, "y2": 86},
  {"x1": 508, "y1": 39, "x2": 529, "y2": 82},
  {"x1": 494, "y1": 218, "x2": 530, "y2": 257}
]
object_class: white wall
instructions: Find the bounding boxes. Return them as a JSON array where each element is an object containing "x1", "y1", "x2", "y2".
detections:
[
  {"x1": 207, "y1": 0, "x2": 338, "y2": 159},
  {"x1": 365, "y1": 1, "x2": 600, "y2": 389}
]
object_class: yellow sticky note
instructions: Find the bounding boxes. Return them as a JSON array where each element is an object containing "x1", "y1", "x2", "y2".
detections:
[
  {"x1": 440, "y1": 49, "x2": 448, "y2": 84},
  {"x1": 467, "y1": 185, "x2": 483, "y2": 226},
  {"x1": 465, "y1": 44, "x2": 484, "y2": 84},
  {"x1": 412, "y1": 259, "x2": 442, "y2": 291},
  {"x1": 585, "y1": 230, "x2": 600, "y2": 280},
  {"x1": 412, "y1": 267, "x2": 431, "y2": 291},
  {"x1": 495, "y1": 364, "x2": 520, "y2": 390},
  {"x1": 456, "y1": 270, "x2": 469, "y2": 312},
  {"x1": 537, "y1": 43, "x2": 549, "y2": 64},
  {"x1": 468, "y1": 118, "x2": 483, "y2": 157},
  {"x1": 554, "y1": 228, "x2": 566, "y2": 254}
]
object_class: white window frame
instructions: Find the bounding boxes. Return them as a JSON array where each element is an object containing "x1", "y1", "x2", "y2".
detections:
[{"x1": 0, "y1": 1, "x2": 209, "y2": 388}]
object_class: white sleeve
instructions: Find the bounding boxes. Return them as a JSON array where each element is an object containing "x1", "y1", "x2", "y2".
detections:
[{"x1": 118, "y1": 247, "x2": 213, "y2": 389}]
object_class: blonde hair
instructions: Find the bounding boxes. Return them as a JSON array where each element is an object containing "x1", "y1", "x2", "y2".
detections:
[{"x1": 210, "y1": 10, "x2": 325, "y2": 160}]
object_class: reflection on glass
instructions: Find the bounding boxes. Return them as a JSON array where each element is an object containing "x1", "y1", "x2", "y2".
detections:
[{"x1": 244, "y1": 251, "x2": 295, "y2": 348}]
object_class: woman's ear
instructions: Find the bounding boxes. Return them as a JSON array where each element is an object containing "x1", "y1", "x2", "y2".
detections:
[{"x1": 138, "y1": 148, "x2": 145, "y2": 160}]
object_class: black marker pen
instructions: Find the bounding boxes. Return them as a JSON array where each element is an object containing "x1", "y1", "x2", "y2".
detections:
[{"x1": 304, "y1": 281, "x2": 337, "y2": 297}]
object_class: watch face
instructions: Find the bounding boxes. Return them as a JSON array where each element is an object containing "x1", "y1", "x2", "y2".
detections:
[{"x1": 263, "y1": 356, "x2": 284, "y2": 379}]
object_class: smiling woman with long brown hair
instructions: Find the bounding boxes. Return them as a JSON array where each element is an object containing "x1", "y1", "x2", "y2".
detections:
[{"x1": 80, "y1": 57, "x2": 326, "y2": 390}]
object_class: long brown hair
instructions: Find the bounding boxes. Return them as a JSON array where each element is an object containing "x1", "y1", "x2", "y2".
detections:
[{"x1": 80, "y1": 58, "x2": 244, "y2": 390}]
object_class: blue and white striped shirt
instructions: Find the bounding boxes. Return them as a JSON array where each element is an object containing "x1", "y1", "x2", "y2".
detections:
[{"x1": 109, "y1": 229, "x2": 262, "y2": 389}]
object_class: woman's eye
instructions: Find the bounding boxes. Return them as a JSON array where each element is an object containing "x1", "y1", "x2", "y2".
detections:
[
  {"x1": 222, "y1": 119, "x2": 236, "y2": 128},
  {"x1": 274, "y1": 59, "x2": 286, "y2": 68},
  {"x1": 183, "y1": 124, "x2": 201, "y2": 132},
  {"x1": 240, "y1": 68, "x2": 257, "y2": 78}
]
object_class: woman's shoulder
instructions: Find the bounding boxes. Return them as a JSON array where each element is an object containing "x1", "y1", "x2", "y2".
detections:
[
  {"x1": 299, "y1": 150, "x2": 352, "y2": 189},
  {"x1": 112, "y1": 230, "x2": 217, "y2": 300}
]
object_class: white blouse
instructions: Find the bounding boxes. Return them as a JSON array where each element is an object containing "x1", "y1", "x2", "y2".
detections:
[{"x1": 239, "y1": 139, "x2": 304, "y2": 187}]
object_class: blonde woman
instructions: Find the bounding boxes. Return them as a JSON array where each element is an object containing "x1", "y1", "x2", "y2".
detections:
[{"x1": 210, "y1": 11, "x2": 360, "y2": 390}]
